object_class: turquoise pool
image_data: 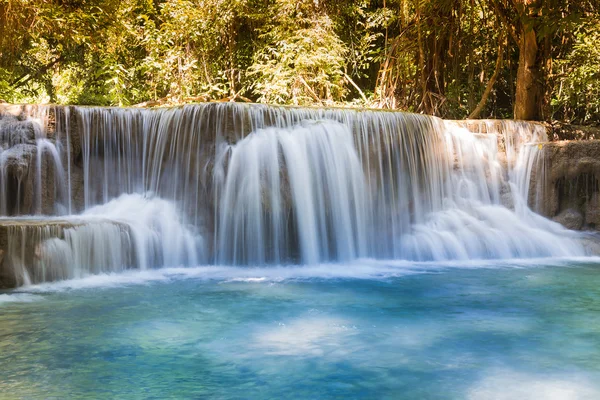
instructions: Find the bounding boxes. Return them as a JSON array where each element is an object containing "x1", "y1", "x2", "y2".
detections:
[{"x1": 1, "y1": 259, "x2": 600, "y2": 399}]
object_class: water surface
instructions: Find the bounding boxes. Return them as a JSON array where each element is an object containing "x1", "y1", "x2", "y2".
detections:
[{"x1": 2, "y1": 260, "x2": 600, "y2": 399}]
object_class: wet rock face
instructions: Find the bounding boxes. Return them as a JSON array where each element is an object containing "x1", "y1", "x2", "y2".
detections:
[
  {"x1": 500, "y1": 182, "x2": 515, "y2": 210},
  {"x1": 0, "y1": 112, "x2": 39, "y2": 215},
  {"x1": 0, "y1": 105, "x2": 65, "y2": 215},
  {"x1": 0, "y1": 114, "x2": 37, "y2": 147},
  {"x1": 2, "y1": 144, "x2": 36, "y2": 178},
  {"x1": 585, "y1": 193, "x2": 600, "y2": 228},
  {"x1": 534, "y1": 141, "x2": 600, "y2": 230}
]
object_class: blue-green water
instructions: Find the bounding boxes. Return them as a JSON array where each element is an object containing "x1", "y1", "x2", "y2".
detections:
[{"x1": 2, "y1": 259, "x2": 600, "y2": 399}]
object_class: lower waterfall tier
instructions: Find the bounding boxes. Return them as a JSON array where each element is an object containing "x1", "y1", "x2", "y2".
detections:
[{"x1": 0, "y1": 194, "x2": 201, "y2": 287}]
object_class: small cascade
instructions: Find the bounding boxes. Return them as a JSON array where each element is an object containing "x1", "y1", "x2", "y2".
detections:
[
  {"x1": 36, "y1": 139, "x2": 69, "y2": 215},
  {"x1": 398, "y1": 122, "x2": 583, "y2": 260},
  {"x1": 81, "y1": 193, "x2": 202, "y2": 269},
  {"x1": 5, "y1": 222, "x2": 64, "y2": 286},
  {"x1": 0, "y1": 111, "x2": 37, "y2": 215},
  {"x1": 0, "y1": 105, "x2": 59, "y2": 216},
  {"x1": 54, "y1": 106, "x2": 73, "y2": 214},
  {"x1": 0, "y1": 103, "x2": 594, "y2": 287},
  {"x1": 1, "y1": 194, "x2": 200, "y2": 286},
  {"x1": 4, "y1": 221, "x2": 132, "y2": 286}
]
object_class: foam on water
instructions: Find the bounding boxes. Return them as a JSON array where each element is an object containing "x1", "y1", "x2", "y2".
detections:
[
  {"x1": 18, "y1": 256, "x2": 600, "y2": 292},
  {"x1": 253, "y1": 316, "x2": 355, "y2": 357},
  {"x1": 468, "y1": 370, "x2": 600, "y2": 400},
  {"x1": 0, "y1": 293, "x2": 45, "y2": 305}
]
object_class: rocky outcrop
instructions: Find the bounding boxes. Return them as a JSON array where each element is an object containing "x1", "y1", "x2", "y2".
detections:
[
  {"x1": 532, "y1": 140, "x2": 600, "y2": 230},
  {"x1": 553, "y1": 208, "x2": 584, "y2": 230}
]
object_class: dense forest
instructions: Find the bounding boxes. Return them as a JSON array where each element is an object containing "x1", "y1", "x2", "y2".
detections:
[{"x1": 0, "y1": 0, "x2": 598, "y2": 122}]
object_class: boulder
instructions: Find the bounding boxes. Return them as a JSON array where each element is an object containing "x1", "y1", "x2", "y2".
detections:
[{"x1": 553, "y1": 208, "x2": 584, "y2": 230}]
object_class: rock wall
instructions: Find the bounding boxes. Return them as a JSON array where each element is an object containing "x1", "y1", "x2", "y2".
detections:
[{"x1": 536, "y1": 140, "x2": 600, "y2": 230}]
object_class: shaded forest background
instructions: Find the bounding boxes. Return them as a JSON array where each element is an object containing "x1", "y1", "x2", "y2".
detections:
[{"x1": 0, "y1": 0, "x2": 598, "y2": 122}]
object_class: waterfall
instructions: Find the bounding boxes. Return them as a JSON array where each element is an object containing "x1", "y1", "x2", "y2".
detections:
[
  {"x1": 215, "y1": 121, "x2": 368, "y2": 264},
  {"x1": 394, "y1": 121, "x2": 584, "y2": 261},
  {"x1": 71, "y1": 104, "x2": 454, "y2": 262},
  {"x1": 2, "y1": 194, "x2": 201, "y2": 286},
  {"x1": 4, "y1": 221, "x2": 132, "y2": 286},
  {"x1": 0, "y1": 103, "x2": 592, "y2": 286},
  {"x1": 36, "y1": 139, "x2": 68, "y2": 215}
]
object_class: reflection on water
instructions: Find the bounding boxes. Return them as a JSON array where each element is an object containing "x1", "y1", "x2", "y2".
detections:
[{"x1": 1, "y1": 261, "x2": 600, "y2": 399}]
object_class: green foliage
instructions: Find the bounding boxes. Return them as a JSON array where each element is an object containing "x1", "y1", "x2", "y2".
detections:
[
  {"x1": 141, "y1": 0, "x2": 238, "y2": 101},
  {"x1": 552, "y1": 21, "x2": 600, "y2": 124},
  {"x1": 0, "y1": 67, "x2": 15, "y2": 102},
  {"x1": 0, "y1": 0, "x2": 598, "y2": 124},
  {"x1": 248, "y1": 0, "x2": 348, "y2": 105}
]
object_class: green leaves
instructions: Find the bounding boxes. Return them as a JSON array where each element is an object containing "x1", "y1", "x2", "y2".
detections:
[
  {"x1": 0, "y1": 0, "x2": 597, "y2": 123},
  {"x1": 247, "y1": 0, "x2": 349, "y2": 105},
  {"x1": 552, "y1": 19, "x2": 600, "y2": 124}
]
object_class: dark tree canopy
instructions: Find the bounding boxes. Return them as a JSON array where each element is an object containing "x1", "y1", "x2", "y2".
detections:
[{"x1": 0, "y1": 0, "x2": 598, "y2": 122}]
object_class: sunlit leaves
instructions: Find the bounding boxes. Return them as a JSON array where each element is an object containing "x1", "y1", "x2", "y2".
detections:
[
  {"x1": 248, "y1": 1, "x2": 348, "y2": 106},
  {"x1": 0, "y1": 0, "x2": 597, "y2": 122},
  {"x1": 552, "y1": 20, "x2": 600, "y2": 123}
]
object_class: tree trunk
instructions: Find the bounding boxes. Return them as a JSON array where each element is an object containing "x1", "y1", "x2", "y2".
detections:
[{"x1": 512, "y1": 0, "x2": 543, "y2": 120}]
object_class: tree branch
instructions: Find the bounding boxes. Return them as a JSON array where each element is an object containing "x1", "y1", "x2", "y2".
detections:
[
  {"x1": 343, "y1": 72, "x2": 368, "y2": 103},
  {"x1": 469, "y1": 35, "x2": 505, "y2": 119},
  {"x1": 10, "y1": 55, "x2": 66, "y2": 89},
  {"x1": 491, "y1": 0, "x2": 519, "y2": 45}
]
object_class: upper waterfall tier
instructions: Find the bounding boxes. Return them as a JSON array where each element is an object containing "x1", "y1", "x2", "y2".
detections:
[{"x1": 0, "y1": 103, "x2": 592, "y2": 286}]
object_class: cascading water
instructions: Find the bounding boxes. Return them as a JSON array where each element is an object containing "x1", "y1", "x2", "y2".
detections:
[
  {"x1": 215, "y1": 121, "x2": 369, "y2": 264},
  {"x1": 0, "y1": 103, "x2": 592, "y2": 286},
  {"x1": 399, "y1": 122, "x2": 584, "y2": 260},
  {"x1": 5, "y1": 220, "x2": 131, "y2": 286},
  {"x1": 36, "y1": 138, "x2": 68, "y2": 215}
]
